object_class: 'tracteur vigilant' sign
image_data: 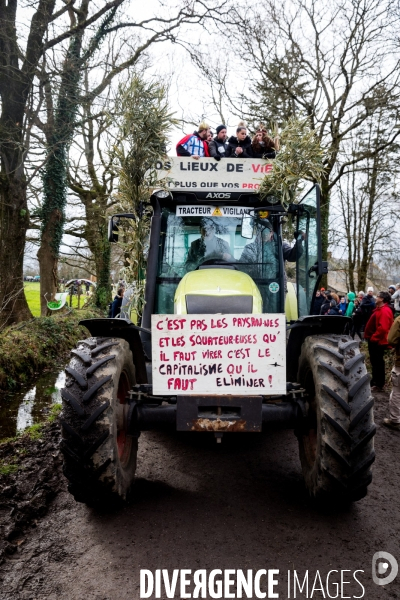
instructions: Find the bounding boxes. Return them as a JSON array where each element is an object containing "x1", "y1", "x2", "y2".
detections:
[
  {"x1": 151, "y1": 314, "x2": 286, "y2": 396},
  {"x1": 155, "y1": 157, "x2": 272, "y2": 193}
]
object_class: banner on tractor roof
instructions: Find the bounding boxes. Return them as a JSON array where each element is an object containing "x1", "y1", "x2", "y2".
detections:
[
  {"x1": 151, "y1": 314, "x2": 286, "y2": 396},
  {"x1": 155, "y1": 157, "x2": 272, "y2": 193}
]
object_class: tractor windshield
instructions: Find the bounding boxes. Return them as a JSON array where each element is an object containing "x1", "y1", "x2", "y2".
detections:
[{"x1": 155, "y1": 206, "x2": 282, "y2": 314}]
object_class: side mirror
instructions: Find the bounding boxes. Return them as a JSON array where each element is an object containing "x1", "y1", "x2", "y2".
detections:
[
  {"x1": 241, "y1": 213, "x2": 254, "y2": 239},
  {"x1": 108, "y1": 216, "x2": 120, "y2": 243},
  {"x1": 108, "y1": 213, "x2": 136, "y2": 243}
]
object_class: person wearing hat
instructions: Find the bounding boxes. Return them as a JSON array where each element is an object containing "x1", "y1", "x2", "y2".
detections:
[
  {"x1": 345, "y1": 292, "x2": 356, "y2": 317},
  {"x1": 176, "y1": 121, "x2": 211, "y2": 158},
  {"x1": 392, "y1": 283, "x2": 400, "y2": 317},
  {"x1": 208, "y1": 125, "x2": 230, "y2": 160},
  {"x1": 388, "y1": 284, "x2": 396, "y2": 315}
]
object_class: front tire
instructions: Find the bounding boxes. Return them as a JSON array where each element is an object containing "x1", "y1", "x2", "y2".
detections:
[
  {"x1": 60, "y1": 337, "x2": 137, "y2": 505},
  {"x1": 297, "y1": 334, "x2": 376, "y2": 503}
]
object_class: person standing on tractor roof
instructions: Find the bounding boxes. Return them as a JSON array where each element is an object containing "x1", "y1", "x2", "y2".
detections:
[
  {"x1": 364, "y1": 290, "x2": 394, "y2": 392},
  {"x1": 176, "y1": 121, "x2": 211, "y2": 158},
  {"x1": 382, "y1": 314, "x2": 400, "y2": 430},
  {"x1": 227, "y1": 122, "x2": 253, "y2": 158},
  {"x1": 251, "y1": 125, "x2": 278, "y2": 159},
  {"x1": 208, "y1": 125, "x2": 230, "y2": 160}
]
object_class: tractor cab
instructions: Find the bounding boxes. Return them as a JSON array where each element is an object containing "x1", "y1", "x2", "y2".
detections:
[{"x1": 137, "y1": 158, "x2": 326, "y2": 334}]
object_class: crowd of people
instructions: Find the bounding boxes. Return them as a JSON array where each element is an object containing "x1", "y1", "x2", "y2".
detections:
[
  {"x1": 313, "y1": 284, "x2": 400, "y2": 430},
  {"x1": 312, "y1": 284, "x2": 400, "y2": 322},
  {"x1": 176, "y1": 121, "x2": 278, "y2": 160}
]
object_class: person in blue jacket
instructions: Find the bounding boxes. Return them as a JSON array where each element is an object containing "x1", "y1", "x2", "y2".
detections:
[
  {"x1": 110, "y1": 288, "x2": 124, "y2": 318},
  {"x1": 338, "y1": 296, "x2": 347, "y2": 315}
]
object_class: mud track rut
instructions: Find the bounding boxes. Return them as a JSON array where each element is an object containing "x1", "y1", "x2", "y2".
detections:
[{"x1": 1, "y1": 390, "x2": 400, "y2": 599}]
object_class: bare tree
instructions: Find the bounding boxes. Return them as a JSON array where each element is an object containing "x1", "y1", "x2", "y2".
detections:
[
  {"x1": 0, "y1": 0, "x2": 127, "y2": 326},
  {"x1": 332, "y1": 107, "x2": 400, "y2": 291},
  {"x1": 0, "y1": 0, "x2": 230, "y2": 325},
  {"x1": 194, "y1": 0, "x2": 400, "y2": 261}
]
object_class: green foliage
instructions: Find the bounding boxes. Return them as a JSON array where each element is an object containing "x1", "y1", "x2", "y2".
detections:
[
  {"x1": 0, "y1": 308, "x2": 100, "y2": 390},
  {"x1": 48, "y1": 403, "x2": 62, "y2": 423},
  {"x1": 259, "y1": 117, "x2": 326, "y2": 206},
  {"x1": 24, "y1": 423, "x2": 44, "y2": 441},
  {"x1": 113, "y1": 74, "x2": 177, "y2": 318},
  {"x1": 0, "y1": 461, "x2": 19, "y2": 476}
]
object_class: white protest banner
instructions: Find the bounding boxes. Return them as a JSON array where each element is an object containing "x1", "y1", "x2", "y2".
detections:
[
  {"x1": 155, "y1": 157, "x2": 271, "y2": 193},
  {"x1": 151, "y1": 314, "x2": 286, "y2": 396}
]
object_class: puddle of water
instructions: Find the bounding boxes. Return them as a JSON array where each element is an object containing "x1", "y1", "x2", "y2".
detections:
[{"x1": 0, "y1": 366, "x2": 66, "y2": 439}]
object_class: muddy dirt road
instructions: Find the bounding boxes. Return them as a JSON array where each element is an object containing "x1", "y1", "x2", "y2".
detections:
[{"x1": 1, "y1": 391, "x2": 400, "y2": 599}]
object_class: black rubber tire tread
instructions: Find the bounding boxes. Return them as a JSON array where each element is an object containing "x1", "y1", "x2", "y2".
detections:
[
  {"x1": 61, "y1": 337, "x2": 137, "y2": 506},
  {"x1": 297, "y1": 334, "x2": 375, "y2": 503},
  {"x1": 91, "y1": 341, "x2": 119, "y2": 357},
  {"x1": 61, "y1": 389, "x2": 86, "y2": 417},
  {"x1": 82, "y1": 376, "x2": 112, "y2": 403},
  {"x1": 86, "y1": 355, "x2": 116, "y2": 376},
  {"x1": 71, "y1": 349, "x2": 92, "y2": 365},
  {"x1": 65, "y1": 367, "x2": 88, "y2": 389}
]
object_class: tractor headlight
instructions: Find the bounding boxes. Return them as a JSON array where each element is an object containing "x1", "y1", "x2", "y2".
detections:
[{"x1": 154, "y1": 189, "x2": 171, "y2": 199}]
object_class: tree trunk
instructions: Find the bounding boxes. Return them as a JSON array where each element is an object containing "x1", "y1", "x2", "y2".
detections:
[
  {"x1": 37, "y1": 207, "x2": 63, "y2": 315},
  {"x1": 92, "y1": 225, "x2": 112, "y2": 310},
  {"x1": 319, "y1": 174, "x2": 330, "y2": 288},
  {"x1": 0, "y1": 177, "x2": 32, "y2": 327}
]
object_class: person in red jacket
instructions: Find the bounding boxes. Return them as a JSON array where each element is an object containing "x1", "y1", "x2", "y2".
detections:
[{"x1": 364, "y1": 291, "x2": 394, "y2": 391}]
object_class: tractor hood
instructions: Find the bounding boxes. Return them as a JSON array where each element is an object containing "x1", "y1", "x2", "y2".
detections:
[{"x1": 174, "y1": 268, "x2": 262, "y2": 315}]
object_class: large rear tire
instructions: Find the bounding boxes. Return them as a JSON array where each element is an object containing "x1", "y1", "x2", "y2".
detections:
[
  {"x1": 60, "y1": 337, "x2": 137, "y2": 506},
  {"x1": 297, "y1": 334, "x2": 375, "y2": 503}
]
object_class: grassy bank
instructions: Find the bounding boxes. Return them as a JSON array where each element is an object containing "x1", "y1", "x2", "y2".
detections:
[{"x1": 0, "y1": 309, "x2": 102, "y2": 390}]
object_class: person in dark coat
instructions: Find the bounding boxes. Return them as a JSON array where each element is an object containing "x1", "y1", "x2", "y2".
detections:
[
  {"x1": 251, "y1": 126, "x2": 277, "y2": 159},
  {"x1": 208, "y1": 125, "x2": 230, "y2": 160},
  {"x1": 327, "y1": 299, "x2": 340, "y2": 315},
  {"x1": 227, "y1": 122, "x2": 253, "y2": 158},
  {"x1": 320, "y1": 293, "x2": 332, "y2": 315},
  {"x1": 110, "y1": 288, "x2": 124, "y2": 318},
  {"x1": 312, "y1": 290, "x2": 324, "y2": 315}
]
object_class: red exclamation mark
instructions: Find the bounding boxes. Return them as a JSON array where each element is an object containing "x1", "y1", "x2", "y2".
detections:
[{"x1": 268, "y1": 375, "x2": 272, "y2": 386}]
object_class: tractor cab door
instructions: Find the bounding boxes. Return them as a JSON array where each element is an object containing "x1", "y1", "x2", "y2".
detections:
[{"x1": 295, "y1": 184, "x2": 326, "y2": 317}]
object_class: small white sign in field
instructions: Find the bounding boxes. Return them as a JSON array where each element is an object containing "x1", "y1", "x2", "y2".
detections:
[{"x1": 151, "y1": 314, "x2": 286, "y2": 396}]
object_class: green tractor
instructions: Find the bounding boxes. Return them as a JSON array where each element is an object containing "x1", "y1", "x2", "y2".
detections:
[{"x1": 60, "y1": 158, "x2": 375, "y2": 506}]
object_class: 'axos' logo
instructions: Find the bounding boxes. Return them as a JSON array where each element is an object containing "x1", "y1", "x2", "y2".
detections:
[
  {"x1": 205, "y1": 193, "x2": 231, "y2": 198},
  {"x1": 372, "y1": 552, "x2": 398, "y2": 586}
]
